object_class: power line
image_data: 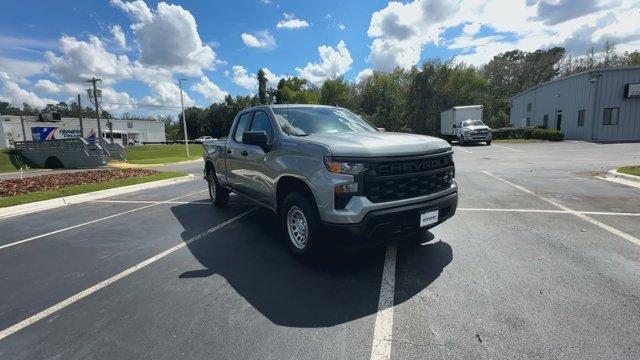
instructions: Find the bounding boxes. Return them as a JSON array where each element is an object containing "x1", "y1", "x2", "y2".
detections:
[{"x1": 99, "y1": 101, "x2": 183, "y2": 109}]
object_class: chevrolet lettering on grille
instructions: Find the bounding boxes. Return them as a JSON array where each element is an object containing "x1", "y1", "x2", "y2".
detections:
[{"x1": 377, "y1": 157, "x2": 450, "y2": 175}]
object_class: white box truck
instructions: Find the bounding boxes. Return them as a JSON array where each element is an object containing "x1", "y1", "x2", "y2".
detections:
[{"x1": 440, "y1": 105, "x2": 491, "y2": 145}]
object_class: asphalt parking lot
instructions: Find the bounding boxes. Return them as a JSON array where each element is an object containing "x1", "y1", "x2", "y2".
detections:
[{"x1": 1, "y1": 141, "x2": 639, "y2": 359}]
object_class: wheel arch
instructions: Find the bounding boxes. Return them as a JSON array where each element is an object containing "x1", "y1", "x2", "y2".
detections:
[{"x1": 275, "y1": 175, "x2": 319, "y2": 216}]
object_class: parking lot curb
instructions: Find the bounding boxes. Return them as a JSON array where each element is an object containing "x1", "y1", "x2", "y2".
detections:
[
  {"x1": 0, "y1": 174, "x2": 197, "y2": 221},
  {"x1": 608, "y1": 169, "x2": 640, "y2": 182},
  {"x1": 599, "y1": 169, "x2": 640, "y2": 189}
]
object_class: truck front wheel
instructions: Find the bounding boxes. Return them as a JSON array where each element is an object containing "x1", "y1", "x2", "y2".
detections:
[
  {"x1": 207, "y1": 168, "x2": 229, "y2": 207},
  {"x1": 281, "y1": 192, "x2": 320, "y2": 257}
]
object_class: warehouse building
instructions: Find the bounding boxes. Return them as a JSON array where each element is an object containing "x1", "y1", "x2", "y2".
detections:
[
  {"x1": 508, "y1": 66, "x2": 640, "y2": 141},
  {"x1": 0, "y1": 115, "x2": 166, "y2": 148}
]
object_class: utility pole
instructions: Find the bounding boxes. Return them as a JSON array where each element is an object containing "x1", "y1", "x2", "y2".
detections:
[
  {"x1": 86, "y1": 77, "x2": 104, "y2": 156},
  {"x1": 19, "y1": 115, "x2": 26, "y2": 143},
  {"x1": 178, "y1": 78, "x2": 189, "y2": 158},
  {"x1": 77, "y1": 94, "x2": 84, "y2": 138}
]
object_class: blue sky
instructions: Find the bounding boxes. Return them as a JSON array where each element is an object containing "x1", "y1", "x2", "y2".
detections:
[{"x1": 0, "y1": 0, "x2": 637, "y2": 115}]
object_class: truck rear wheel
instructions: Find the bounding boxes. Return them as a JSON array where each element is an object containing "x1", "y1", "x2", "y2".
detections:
[
  {"x1": 281, "y1": 192, "x2": 320, "y2": 257},
  {"x1": 207, "y1": 168, "x2": 229, "y2": 207}
]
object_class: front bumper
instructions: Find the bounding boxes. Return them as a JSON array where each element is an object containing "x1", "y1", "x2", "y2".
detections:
[
  {"x1": 462, "y1": 133, "x2": 492, "y2": 142},
  {"x1": 322, "y1": 191, "x2": 458, "y2": 249}
]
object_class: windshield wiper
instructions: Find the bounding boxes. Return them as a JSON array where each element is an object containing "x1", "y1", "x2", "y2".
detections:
[{"x1": 291, "y1": 133, "x2": 310, "y2": 137}]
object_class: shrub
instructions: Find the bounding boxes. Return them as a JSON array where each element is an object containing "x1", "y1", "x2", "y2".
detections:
[
  {"x1": 491, "y1": 127, "x2": 564, "y2": 141},
  {"x1": 492, "y1": 127, "x2": 524, "y2": 139},
  {"x1": 528, "y1": 128, "x2": 564, "y2": 141}
]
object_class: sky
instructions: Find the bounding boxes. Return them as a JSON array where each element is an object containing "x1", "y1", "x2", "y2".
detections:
[{"x1": 0, "y1": 0, "x2": 639, "y2": 116}]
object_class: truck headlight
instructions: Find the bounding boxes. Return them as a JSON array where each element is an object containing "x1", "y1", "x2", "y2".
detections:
[{"x1": 324, "y1": 157, "x2": 367, "y2": 175}]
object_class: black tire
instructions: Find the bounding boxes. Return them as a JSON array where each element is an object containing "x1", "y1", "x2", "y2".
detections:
[
  {"x1": 207, "y1": 167, "x2": 229, "y2": 207},
  {"x1": 280, "y1": 192, "x2": 320, "y2": 257},
  {"x1": 459, "y1": 136, "x2": 465, "y2": 146},
  {"x1": 486, "y1": 140, "x2": 491, "y2": 146}
]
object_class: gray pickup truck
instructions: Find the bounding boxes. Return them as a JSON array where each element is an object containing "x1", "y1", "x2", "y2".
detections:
[{"x1": 203, "y1": 104, "x2": 458, "y2": 256}]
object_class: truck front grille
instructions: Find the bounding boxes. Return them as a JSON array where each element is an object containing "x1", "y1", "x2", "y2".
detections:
[{"x1": 363, "y1": 152, "x2": 454, "y2": 203}]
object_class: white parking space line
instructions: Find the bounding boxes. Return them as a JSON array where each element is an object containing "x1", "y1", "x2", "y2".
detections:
[
  {"x1": 94, "y1": 200, "x2": 211, "y2": 205},
  {"x1": 0, "y1": 190, "x2": 207, "y2": 251},
  {"x1": 458, "y1": 208, "x2": 640, "y2": 216},
  {"x1": 491, "y1": 144, "x2": 523, "y2": 152},
  {"x1": 454, "y1": 147, "x2": 472, "y2": 154},
  {"x1": 482, "y1": 171, "x2": 640, "y2": 247},
  {"x1": 0, "y1": 208, "x2": 256, "y2": 342},
  {"x1": 370, "y1": 243, "x2": 397, "y2": 360}
]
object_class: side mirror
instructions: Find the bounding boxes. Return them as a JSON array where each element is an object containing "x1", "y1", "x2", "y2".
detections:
[
  {"x1": 243, "y1": 131, "x2": 269, "y2": 151},
  {"x1": 377, "y1": 127, "x2": 386, "y2": 132}
]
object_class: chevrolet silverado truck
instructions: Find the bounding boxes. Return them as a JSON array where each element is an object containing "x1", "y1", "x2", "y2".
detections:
[{"x1": 203, "y1": 105, "x2": 458, "y2": 256}]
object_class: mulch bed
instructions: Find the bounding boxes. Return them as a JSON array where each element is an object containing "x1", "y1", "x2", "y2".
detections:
[{"x1": 0, "y1": 169, "x2": 159, "y2": 197}]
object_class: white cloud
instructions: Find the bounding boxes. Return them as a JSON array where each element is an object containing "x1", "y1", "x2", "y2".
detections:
[
  {"x1": 33, "y1": 79, "x2": 83, "y2": 95},
  {"x1": 110, "y1": 25, "x2": 127, "y2": 49},
  {"x1": 463, "y1": 22, "x2": 481, "y2": 35},
  {"x1": 355, "y1": 68, "x2": 374, "y2": 83},
  {"x1": 98, "y1": 87, "x2": 136, "y2": 112},
  {"x1": 260, "y1": 0, "x2": 272, "y2": 4},
  {"x1": 140, "y1": 80, "x2": 193, "y2": 107},
  {"x1": 261, "y1": 68, "x2": 288, "y2": 88},
  {"x1": 44, "y1": 35, "x2": 132, "y2": 84},
  {"x1": 366, "y1": 0, "x2": 640, "y2": 69},
  {"x1": 276, "y1": 13, "x2": 310, "y2": 30},
  {"x1": 241, "y1": 30, "x2": 276, "y2": 49},
  {"x1": 0, "y1": 56, "x2": 44, "y2": 82},
  {"x1": 296, "y1": 40, "x2": 353, "y2": 84},
  {"x1": 110, "y1": 0, "x2": 153, "y2": 23},
  {"x1": 338, "y1": 23, "x2": 346, "y2": 31},
  {"x1": 111, "y1": 0, "x2": 217, "y2": 76},
  {"x1": 0, "y1": 72, "x2": 57, "y2": 108},
  {"x1": 191, "y1": 76, "x2": 228, "y2": 103},
  {"x1": 229, "y1": 66, "x2": 287, "y2": 91},
  {"x1": 230, "y1": 65, "x2": 258, "y2": 91}
]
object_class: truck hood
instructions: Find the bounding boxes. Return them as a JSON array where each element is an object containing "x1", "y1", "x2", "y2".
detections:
[
  {"x1": 462, "y1": 125, "x2": 490, "y2": 131},
  {"x1": 303, "y1": 132, "x2": 451, "y2": 157}
]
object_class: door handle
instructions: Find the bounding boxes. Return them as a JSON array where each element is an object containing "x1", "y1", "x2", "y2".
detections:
[
  {"x1": 226, "y1": 149, "x2": 231, "y2": 154},
  {"x1": 241, "y1": 150, "x2": 248, "y2": 156}
]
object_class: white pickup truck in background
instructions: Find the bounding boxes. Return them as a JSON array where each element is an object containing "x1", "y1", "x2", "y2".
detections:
[{"x1": 440, "y1": 105, "x2": 492, "y2": 145}]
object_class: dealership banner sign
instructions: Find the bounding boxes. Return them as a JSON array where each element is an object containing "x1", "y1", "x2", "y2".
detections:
[{"x1": 30, "y1": 127, "x2": 96, "y2": 141}]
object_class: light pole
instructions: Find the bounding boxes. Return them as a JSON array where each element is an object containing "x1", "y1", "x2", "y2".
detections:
[{"x1": 178, "y1": 78, "x2": 189, "y2": 158}]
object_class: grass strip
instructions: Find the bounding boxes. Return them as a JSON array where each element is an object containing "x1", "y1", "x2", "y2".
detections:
[
  {"x1": 125, "y1": 144, "x2": 203, "y2": 164},
  {"x1": 618, "y1": 166, "x2": 640, "y2": 177}
]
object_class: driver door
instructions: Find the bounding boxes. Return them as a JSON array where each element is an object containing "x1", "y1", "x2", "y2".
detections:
[
  {"x1": 241, "y1": 110, "x2": 277, "y2": 206},
  {"x1": 225, "y1": 112, "x2": 253, "y2": 194}
]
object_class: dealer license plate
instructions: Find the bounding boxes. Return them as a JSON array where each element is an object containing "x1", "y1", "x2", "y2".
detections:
[{"x1": 420, "y1": 210, "x2": 439, "y2": 227}]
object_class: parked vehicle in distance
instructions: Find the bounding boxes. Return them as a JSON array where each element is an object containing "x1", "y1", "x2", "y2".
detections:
[
  {"x1": 441, "y1": 105, "x2": 492, "y2": 145},
  {"x1": 203, "y1": 105, "x2": 458, "y2": 257},
  {"x1": 194, "y1": 136, "x2": 214, "y2": 143}
]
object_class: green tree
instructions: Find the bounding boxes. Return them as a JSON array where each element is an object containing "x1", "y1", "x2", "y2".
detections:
[
  {"x1": 257, "y1": 69, "x2": 268, "y2": 104},
  {"x1": 320, "y1": 77, "x2": 350, "y2": 106}
]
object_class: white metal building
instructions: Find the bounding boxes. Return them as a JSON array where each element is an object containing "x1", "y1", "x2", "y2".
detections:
[
  {"x1": 508, "y1": 66, "x2": 640, "y2": 141},
  {"x1": 0, "y1": 115, "x2": 166, "y2": 148}
]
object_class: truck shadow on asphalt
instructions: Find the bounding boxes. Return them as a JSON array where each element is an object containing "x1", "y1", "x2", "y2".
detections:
[{"x1": 170, "y1": 202, "x2": 453, "y2": 328}]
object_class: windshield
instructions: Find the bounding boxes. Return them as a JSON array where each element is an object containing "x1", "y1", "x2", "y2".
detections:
[
  {"x1": 461, "y1": 120, "x2": 485, "y2": 127},
  {"x1": 272, "y1": 107, "x2": 377, "y2": 136}
]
